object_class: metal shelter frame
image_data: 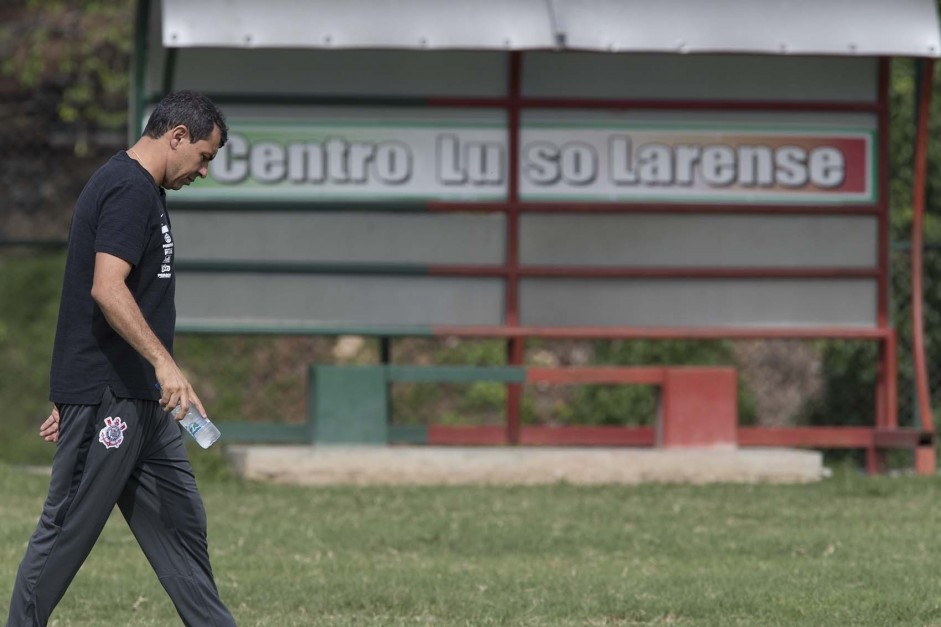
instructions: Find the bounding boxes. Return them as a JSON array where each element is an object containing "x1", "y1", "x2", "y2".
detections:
[{"x1": 135, "y1": 0, "x2": 941, "y2": 472}]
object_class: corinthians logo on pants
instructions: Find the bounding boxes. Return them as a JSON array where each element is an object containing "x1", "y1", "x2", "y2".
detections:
[{"x1": 98, "y1": 416, "x2": 128, "y2": 449}]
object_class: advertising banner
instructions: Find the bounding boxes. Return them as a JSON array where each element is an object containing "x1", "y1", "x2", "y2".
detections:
[
  {"x1": 179, "y1": 109, "x2": 876, "y2": 205},
  {"x1": 519, "y1": 115, "x2": 874, "y2": 203}
]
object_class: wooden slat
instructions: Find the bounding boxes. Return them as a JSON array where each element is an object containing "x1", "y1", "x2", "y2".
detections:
[
  {"x1": 220, "y1": 422, "x2": 308, "y2": 443},
  {"x1": 388, "y1": 365, "x2": 526, "y2": 383}
]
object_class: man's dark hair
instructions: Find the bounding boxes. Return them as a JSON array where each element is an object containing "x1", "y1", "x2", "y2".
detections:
[{"x1": 142, "y1": 90, "x2": 228, "y2": 147}]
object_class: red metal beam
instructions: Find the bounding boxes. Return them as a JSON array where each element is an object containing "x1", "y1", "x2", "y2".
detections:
[
  {"x1": 433, "y1": 325, "x2": 892, "y2": 340},
  {"x1": 428, "y1": 425, "x2": 505, "y2": 446},
  {"x1": 427, "y1": 96, "x2": 883, "y2": 113},
  {"x1": 526, "y1": 367, "x2": 666, "y2": 385},
  {"x1": 520, "y1": 426, "x2": 656, "y2": 447},
  {"x1": 872, "y1": 428, "x2": 934, "y2": 449},
  {"x1": 426, "y1": 265, "x2": 880, "y2": 280},
  {"x1": 513, "y1": 267, "x2": 880, "y2": 280},
  {"x1": 741, "y1": 428, "x2": 933, "y2": 450},
  {"x1": 737, "y1": 427, "x2": 874, "y2": 448},
  {"x1": 427, "y1": 201, "x2": 880, "y2": 215}
]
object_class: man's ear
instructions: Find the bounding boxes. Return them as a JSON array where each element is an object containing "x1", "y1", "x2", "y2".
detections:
[{"x1": 169, "y1": 125, "x2": 189, "y2": 148}]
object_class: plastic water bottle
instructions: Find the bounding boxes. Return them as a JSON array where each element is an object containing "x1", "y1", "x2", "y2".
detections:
[{"x1": 172, "y1": 404, "x2": 222, "y2": 448}]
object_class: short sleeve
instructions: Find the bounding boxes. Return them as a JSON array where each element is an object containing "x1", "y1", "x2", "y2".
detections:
[{"x1": 94, "y1": 181, "x2": 154, "y2": 267}]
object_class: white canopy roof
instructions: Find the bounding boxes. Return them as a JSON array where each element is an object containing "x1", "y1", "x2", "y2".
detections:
[{"x1": 160, "y1": 0, "x2": 941, "y2": 57}]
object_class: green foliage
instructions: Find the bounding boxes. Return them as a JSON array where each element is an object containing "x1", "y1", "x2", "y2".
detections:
[
  {"x1": 888, "y1": 59, "x2": 941, "y2": 236},
  {"x1": 0, "y1": 251, "x2": 65, "y2": 463},
  {"x1": 797, "y1": 341, "x2": 877, "y2": 427},
  {"x1": 802, "y1": 59, "x2": 941, "y2": 430},
  {"x1": 0, "y1": 0, "x2": 134, "y2": 155},
  {"x1": 570, "y1": 340, "x2": 758, "y2": 426},
  {"x1": 173, "y1": 334, "x2": 340, "y2": 425},
  {"x1": 390, "y1": 339, "x2": 508, "y2": 426},
  {"x1": 806, "y1": 59, "x2": 941, "y2": 431}
]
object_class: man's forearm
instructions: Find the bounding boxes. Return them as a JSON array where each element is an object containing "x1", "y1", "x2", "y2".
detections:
[
  {"x1": 91, "y1": 252, "x2": 202, "y2": 414},
  {"x1": 91, "y1": 278, "x2": 172, "y2": 371}
]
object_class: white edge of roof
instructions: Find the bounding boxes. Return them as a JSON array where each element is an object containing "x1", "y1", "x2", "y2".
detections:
[{"x1": 159, "y1": 0, "x2": 941, "y2": 58}]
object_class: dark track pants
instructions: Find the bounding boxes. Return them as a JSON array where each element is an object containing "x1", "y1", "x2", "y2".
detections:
[{"x1": 6, "y1": 388, "x2": 236, "y2": 626}]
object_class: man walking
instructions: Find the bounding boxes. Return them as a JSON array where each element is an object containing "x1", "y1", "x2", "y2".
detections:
[{"x1": 6, "y1": 90, "x2": 237, "y2": 626}]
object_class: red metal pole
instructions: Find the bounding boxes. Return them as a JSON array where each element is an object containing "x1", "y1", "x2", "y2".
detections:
[
  {"x1": 877, "y1": 58, "x2": 891, "y2": 329},
  {"x1": 912, "y1": 59, "x2": 936, "y2": 475},
  {"x1": 873, "y1": 59, "x2": 891, "y2": 467},
  {"x1": 885, "y1": 330, "x2": 898, "y2": 429},
  {"x1": 428, "y1": 96, "x2": 880, "y2": 114},
  {"x1": 505, "y1": 51, "x2": 523, "y2": 445},
  {"x1": 429, "y1": 200, "x2": 881, "y2": 215}
]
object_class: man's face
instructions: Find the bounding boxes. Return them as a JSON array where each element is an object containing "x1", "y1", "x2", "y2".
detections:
[{"x1": 164, "y1": 125, "x2": 222, "y2": 190}]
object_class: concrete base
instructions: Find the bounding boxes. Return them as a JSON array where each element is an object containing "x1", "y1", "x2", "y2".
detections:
[{"x1": 225, "y1": 445, "x2": 826, "y2": 486}]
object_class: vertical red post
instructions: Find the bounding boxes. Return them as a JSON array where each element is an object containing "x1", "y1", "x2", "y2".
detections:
[
  {"x1": 877, "y1": 58, "x2": 890, "y2": 331},
  {"x1": 885, "y1": 331, "x2": 898, "y2": 429},
  {"x1": 912, "y1": 59, "x2": 936, "y2": 475},
  {"x1": 875, "y1": 58, "x2": 892, "y2": 440},
  {"x1": 505, "y1": 52, "x2": 523, "y2": 444}
]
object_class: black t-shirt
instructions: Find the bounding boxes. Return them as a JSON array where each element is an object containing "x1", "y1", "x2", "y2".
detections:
[{"x1": 50, "y1": 151, "x2": 176, "y2": 404}]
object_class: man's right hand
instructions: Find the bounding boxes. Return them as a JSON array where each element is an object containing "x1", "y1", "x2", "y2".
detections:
[{"x1": 155, "y1": 358, "x2": 207, "y2": 420}]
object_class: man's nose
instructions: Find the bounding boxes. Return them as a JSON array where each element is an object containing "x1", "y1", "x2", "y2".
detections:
[{"x1": 198, "y1": 166, "x2": 209, "y2": 178}]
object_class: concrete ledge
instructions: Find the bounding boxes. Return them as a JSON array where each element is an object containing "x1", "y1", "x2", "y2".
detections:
[{"x1": 225, "y1": 445, "x2": 826, "y2": 485}]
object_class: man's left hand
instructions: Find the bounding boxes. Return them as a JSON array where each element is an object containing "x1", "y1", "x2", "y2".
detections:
[{"x1": 39, "y1": 406, "x2": 60, "y2": 443}]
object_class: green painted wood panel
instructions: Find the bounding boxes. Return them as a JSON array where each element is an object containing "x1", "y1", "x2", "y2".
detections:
[
  {"x1": 387, "y1": 365, "x2": 525, "y2": 383},
  {"x1": 311, "y1": 366, "x2": 388, "y2": 444}
]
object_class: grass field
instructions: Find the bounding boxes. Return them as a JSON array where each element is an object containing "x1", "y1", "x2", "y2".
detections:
[{"x1": 2, "y1": 457, "x2": 941, "y2": 626}]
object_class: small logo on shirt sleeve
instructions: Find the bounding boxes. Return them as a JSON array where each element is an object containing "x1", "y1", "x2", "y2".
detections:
[{"x1": 98, "y1": 416, "x2": 128, "y2": 449}]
